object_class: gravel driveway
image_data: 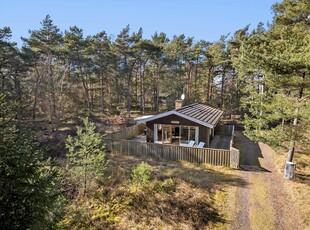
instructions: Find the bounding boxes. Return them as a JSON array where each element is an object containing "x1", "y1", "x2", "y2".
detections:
[{"x1": 229, "y1": 131, "x2": 302, "y2": 230}]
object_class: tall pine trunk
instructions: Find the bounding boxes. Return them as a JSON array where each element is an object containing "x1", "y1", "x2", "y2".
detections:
[
  {"x1": 286, "y1": 72, "x2": 306, "y2": 162},
  {"x1": 220, "y1": 66, "x2": 226, "y2": 110},
  {"x1": 100, "y1": 75, "x2": 104, "y2": 114}
]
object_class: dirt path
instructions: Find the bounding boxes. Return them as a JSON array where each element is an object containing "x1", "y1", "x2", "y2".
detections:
[{"x1": 228, "y1": 131, "x2": 302, "y2": 230}]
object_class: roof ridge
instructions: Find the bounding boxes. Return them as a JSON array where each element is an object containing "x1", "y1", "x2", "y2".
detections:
[
  {"x1": 175, "y1": 102, "x2": 199, "y2": 111},
  {"x1": 138, "y1": 102, "x2": 223, "y2": 128}
]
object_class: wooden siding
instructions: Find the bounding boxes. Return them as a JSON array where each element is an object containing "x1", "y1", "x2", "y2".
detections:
[{"x1": 145, "y1": 114, "x2": 210, "y2": 146}]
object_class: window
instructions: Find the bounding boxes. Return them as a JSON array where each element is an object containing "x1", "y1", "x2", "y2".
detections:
[
  {"x1": 180, "y1": 126, "x2": 198, "y2": 145},
  {"x1": 154, "y1": 124, "x2": 198, "y2": 145}
]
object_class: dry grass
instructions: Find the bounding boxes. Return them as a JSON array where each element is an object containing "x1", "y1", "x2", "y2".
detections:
[
  {"x1": 248, "y1": 174, "x2": 276, "y2": 230},
  {"x1": 273, "y1": 149, "x2": 310, "y2": 228},
  {"x1": 117, "y1": 179, "x2": 220, "y2": 229},
  {"x1": 99, "y1": 154, "x2": 246, "y2": 229},
  {"x1": 32, "y1": 119, "x2": 246, "y2": 229}
]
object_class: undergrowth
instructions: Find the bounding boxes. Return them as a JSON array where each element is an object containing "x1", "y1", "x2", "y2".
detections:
[{"x1": 59, "y1": 154, "x2": 230, "y2": 229}]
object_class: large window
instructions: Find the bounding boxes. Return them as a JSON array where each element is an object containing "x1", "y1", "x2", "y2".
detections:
[
  {"x1": 180, "y1": 126, "x2": 197, "y2": 145},
  {"x1": 154, "y1": 124, "x2": 198, "y2": 145}
]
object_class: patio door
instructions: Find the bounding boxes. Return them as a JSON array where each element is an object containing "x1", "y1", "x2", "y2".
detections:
[
  {"x1": 154, "y1": 124, "x2": 198, "y2": 145},
  {"x1": 162, "y1": 125, "x2": 172, "y2": 144}
]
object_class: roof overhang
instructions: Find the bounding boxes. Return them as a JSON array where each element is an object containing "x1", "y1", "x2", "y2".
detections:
[
  {"x1": 134, "y1": 115, "x2": 154, "y2": 124},
  {"x1": 136, "y1": 110, "x2": 216, "y2": 129}
]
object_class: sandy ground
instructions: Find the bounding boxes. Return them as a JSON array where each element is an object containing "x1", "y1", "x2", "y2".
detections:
[{"x1": 228, "y1": 131, "x2": 303, "y2": 230}]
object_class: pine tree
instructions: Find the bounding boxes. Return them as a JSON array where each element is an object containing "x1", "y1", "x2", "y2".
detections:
[
  {"x1": 65, "y1": 118, "x2": 107, "y2": 195},
  {"x1": 237, "y1": 0, "x2": 310, "y2": 161},
  {"x1": 0, "y1": 93, "x2": 64, "y2": 229},
  {"x1": 21, "y1": 15, "x2": 63, "y2": 130}
]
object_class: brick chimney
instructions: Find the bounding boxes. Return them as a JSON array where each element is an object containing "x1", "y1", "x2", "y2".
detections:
[{"x1": 175, "y1": 100, "x2": 183, "y2": 109}]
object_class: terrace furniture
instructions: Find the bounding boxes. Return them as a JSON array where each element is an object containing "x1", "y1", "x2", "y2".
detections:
[{"x1": 197, "y1": 142, "x2": 205, "y2": 148}]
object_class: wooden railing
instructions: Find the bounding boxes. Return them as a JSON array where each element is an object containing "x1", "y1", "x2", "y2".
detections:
[
  {"x1": 103, "y1": 123, "x2": 146, "y2": 140},
  {"x1": 105, "y1": 140, "x2": 232, "y2": 167}
]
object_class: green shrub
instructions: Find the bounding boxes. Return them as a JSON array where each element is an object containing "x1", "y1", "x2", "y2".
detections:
[
  {"x1": 131, "y1": 162, "x2": 152, "y2": 185},
  {"x1": 154, "y1": 178, "x2": 176, "y2": 193},
  {"x1": 66, "y1": 117, "x2": 107, "y2": 195}
]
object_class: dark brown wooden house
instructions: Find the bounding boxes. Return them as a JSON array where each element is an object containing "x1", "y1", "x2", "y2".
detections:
[{"x1": 136, "y1": 102, "x2": 223, "y2": 148}]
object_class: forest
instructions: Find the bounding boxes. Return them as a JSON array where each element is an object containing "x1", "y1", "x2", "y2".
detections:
[{"x1": 0, "y1": 0, "x2": 309, "y2": 229}]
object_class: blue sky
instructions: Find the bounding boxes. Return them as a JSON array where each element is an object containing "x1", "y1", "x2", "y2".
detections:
[{"x1": 0, "y1": 0, "x2": 277, "y2": 45}]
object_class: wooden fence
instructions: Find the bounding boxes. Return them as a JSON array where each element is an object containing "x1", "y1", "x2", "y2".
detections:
[
  {"x1": 103, "y1": 123, "x2": 239, "y2": 168},
  {"x1": 105, "y1": 140, "x2": 233, "y2": 167},
  {"x1": 103, "y1": 123, "x2": 146, "y2": 140}
]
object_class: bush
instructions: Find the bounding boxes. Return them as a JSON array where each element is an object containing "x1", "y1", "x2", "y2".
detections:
[
  {"x1": 66, "y1": 117, "x2": 107, "y2": 195},
  {"x1": 154, "y1": 178, "x2": 176, "y2": 193},
  {"x1": 131, "y1": 162, "x2": 152, "y2": 185}
]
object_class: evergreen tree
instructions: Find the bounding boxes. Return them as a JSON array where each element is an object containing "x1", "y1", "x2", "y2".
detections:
[
  {"x1": 66, "y1": 118, "x2": 107, "y2": 195},
  {"x1": 21, "y1": 15, "x2": 63, "y2": 130},
  {"x1": 148, "y1": 32, "x2": 169, "y2": 111},
  {"x1": 113, "y1": 25, "x2": 143, "y2": 116},
  {"x1": 64, "y1": 26, "x2": 93, "y2": 113},
  {"x1": 90, "y1": 31, "x2": 114, "y2": 114},
  {"x1": 238, "y1": 0, "x2": 310, "y2": 160},
  {"x1": 0, "y1": 94, "x2": 64, "y2": 229}
]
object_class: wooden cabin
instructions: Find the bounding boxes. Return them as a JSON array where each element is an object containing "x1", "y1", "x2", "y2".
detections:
[{"x1": 136, "y1": 101, "x2": 223, "y2": 148}]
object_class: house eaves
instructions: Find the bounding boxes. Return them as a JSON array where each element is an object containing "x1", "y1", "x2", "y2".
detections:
[{"x1": 136, "y1": 103, "x2": 223, "y2": 129}]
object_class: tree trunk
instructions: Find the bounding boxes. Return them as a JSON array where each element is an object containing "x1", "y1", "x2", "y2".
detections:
[
  {"x1": 1, "y1": 74, "x2": 4, "y2": 93},
  {"x1": 135, "y1": 67, "x2": 139, "y2": 110},
  {"x1": 81, "y1": 75, "x2": 91, "y2": 114},
  {"x1": 83, "y1": 167, "x2": 87, "y2": 196},
  {"x1": 287, "y1": 144, "x2": 294, "y2": 162},
  {"x1": 286, "y1": 72, "x2": 305, "y2": 163},
  {"x1": 126, "y1": 71, "x2": 132, "y2": 117},
  {"x1": 32, "y1": 66, "x2": 41, "y2": 121},
  {"x1": 220, "y1": 65, "x2": 226, "y2": 109},
  {"x1": 207, "y1": 67, "x2": 212, "y2": 102},
  {"x1": 100, "y1": 74, "x2": 104, "y2": 114},
  {"x1": 286, "y1": 106, "x2": 298, "y2": 162},
  {"x1": 194, "y1": 58, "x2": 199, "y2": 102},
  {"x1": 298, "y1": 72, "x2": 305, "y2": 99},
  {"x1": 141, "y1": 63, "x2": 145, "y2": 115},
  {"x1": 90, "y1": 80, "x2": 94, "y2": 111},
  {"x1": 13, "y1": 71, "x2": 22, "y2": 126},
  {"x1": 50, "y1": 87, "x2": 57, "y2": 131}
]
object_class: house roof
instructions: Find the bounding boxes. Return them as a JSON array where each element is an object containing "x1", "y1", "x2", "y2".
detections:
[{"x1": 134, "y1": 102, "x2": 223, "y2": 129}]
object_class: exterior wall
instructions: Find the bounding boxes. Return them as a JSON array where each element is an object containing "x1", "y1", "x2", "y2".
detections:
[
  {"x1": 206, "y1": 127, "x2": 210, "y2": 147},
  {"x1": 146, "y1": 114, "x2": 211, "y2": 147}
]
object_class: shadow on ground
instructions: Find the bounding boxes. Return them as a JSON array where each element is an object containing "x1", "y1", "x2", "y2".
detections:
[{"x1": 234, "y1": 131, "x2": 271, "y2": 173}]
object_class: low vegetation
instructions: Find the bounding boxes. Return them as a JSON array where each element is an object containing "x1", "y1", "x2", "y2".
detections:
[
  {"x1": 50, "y1": 118, "x2": 238, "y2": 229},
  {"x1": 61, "y1": 154, "x2": 243, "y2": 229},
  {"x1": 273, "y1": 149, "x2": 310, "y2": 227}
]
